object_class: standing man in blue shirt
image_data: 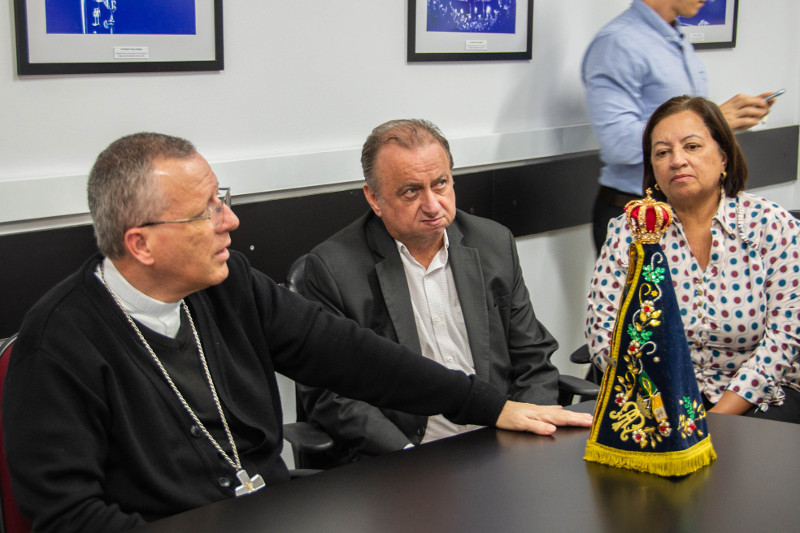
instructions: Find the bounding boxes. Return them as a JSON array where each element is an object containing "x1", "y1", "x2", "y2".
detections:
[{"x1": 583, "y1": 0, "x2": 777, "y2": 254}]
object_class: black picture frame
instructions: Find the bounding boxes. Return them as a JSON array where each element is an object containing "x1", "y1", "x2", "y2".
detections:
[
  {"x1": 681, "y1": 0, "x2": 738, "y2": 50},
  {"x1": 13, "y1": 0, "x2": 223, "y2": 76},
  {"x1": 408, "y1": 0, "x2": 533, "y2": 62}
]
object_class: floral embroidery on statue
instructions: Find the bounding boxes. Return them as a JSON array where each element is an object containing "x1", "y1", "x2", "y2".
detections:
[
  {"x1": 585, "y1": 190, "x2": 716, "y2": 476},
  {"x1": 608, "y1": 251, "x2": 707, "y2": 450}
]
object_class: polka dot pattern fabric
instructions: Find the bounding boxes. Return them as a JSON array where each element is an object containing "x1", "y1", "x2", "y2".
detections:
[{"x1": 586, "y1": 192, "x2": 800, "y2": 409}]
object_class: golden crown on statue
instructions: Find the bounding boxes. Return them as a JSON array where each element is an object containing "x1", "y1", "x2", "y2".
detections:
[{"x1": 624, "y1": 189, "x2": 672, "y2": 244}]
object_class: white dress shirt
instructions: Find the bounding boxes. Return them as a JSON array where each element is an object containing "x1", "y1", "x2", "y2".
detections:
[{"x1": 397, "y1": 233, "x2": 482, "y2": 443}]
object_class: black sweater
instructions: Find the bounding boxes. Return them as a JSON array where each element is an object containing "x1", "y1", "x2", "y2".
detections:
[{"x1": 3, "y1": 252, "x2": 506, "y2": 532}]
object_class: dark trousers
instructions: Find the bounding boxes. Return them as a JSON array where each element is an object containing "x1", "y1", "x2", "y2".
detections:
[{"x1": 592, "y1": 187, "x2": 635, "y2": 255}]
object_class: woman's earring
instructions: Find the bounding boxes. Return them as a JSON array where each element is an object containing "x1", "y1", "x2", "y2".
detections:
[
  {"x1": 654, "y1": 183, "x2": 660, "y2": 191},
  {"x1": 721, "y1": 170, "x2": 727, "y2": 181}
]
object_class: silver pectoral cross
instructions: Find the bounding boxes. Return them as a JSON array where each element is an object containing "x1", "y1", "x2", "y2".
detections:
[{"x1": 234, "y1": 469, "x2": 266, "y2": 497}]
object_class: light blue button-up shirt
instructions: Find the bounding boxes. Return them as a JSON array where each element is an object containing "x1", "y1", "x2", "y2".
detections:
[{"x1": 582, "y1": 0, "x2": 708, "y2": 195}]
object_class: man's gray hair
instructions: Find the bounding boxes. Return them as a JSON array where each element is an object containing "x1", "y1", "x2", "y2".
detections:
[
  {"x1": 87, "y1": 132, "x2": 196, "y2": 259},
  {"x1": 361, "y1": 119, "x2": 454, "y2": 197}
]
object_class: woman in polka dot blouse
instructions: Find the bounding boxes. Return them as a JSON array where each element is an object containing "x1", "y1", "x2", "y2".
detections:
[{"x1": 587, "y1": 96, "x2": 800, "y2": 423}]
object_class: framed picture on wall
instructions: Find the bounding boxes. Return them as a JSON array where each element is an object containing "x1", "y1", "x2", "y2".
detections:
[
  {"x1": 13, "y1": 0, "x2": 223, "y2": 75},
  {"x1": 679, "y1": 0, "x2": 738, "y2": 49},
  {"x1": 408, "y1": 0, "x2": 533, "y2": 62}
]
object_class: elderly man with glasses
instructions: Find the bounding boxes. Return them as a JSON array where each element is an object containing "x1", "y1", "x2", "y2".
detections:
[{"x1": 2, "y1": 132, "x2": 591, "y2": 533}]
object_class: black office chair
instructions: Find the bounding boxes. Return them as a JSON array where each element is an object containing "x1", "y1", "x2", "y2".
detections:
[
  {"x1": 286, "y1": 254, "x2": 599, "y2": 409},
  {"x1": 789, "y1": 210, "x2": 800, "y2": 220},
  {"x1": 281, "y1": 256, "x2": 339, "y2": 470},
  {"x1": 569, "y1": 343, "x2": 605, "y2": 402},
  {"x1": 557, "y1": 370, "x2": 600, "y2": 406},
  {"x1": 282, "y1": 415, "x2": 335, "y2": 476}
]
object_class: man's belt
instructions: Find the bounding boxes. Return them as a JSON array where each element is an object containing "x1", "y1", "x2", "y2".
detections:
[{"x1": 598, "y1": 185, "x2": 641, "y2": 209}]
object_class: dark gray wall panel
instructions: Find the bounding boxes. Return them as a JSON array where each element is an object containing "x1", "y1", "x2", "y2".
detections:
[
  {"x1": 738, "y1": 125, "x2": 799, "y2": 189},
  {"x1": 0, "y1": 126, "x2": 796, "y2": 338},
  {"x1": 493, "y1": 152, "x2": 602, "y2": 236}
]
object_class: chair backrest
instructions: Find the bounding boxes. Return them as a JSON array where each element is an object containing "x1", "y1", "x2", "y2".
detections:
[
  {"x1": 285, "y1": 254, "x2": 308, "y2": 296},
  {"x1": 284, "y1": 254, "x2": 312, "y2": 427},
  {"x1": 283, "y1": 255, "x2": 339, "y2": 469},
  {"x1": 789, "y1": 210, "x2": 800, "y2": 221},
  {"x1": 0, "y1": 334, "x2": 32, "y2": 533}
]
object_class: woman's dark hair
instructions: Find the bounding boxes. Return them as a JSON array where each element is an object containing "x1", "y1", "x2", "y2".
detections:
[{"x1": 642, "y1": 96, "x2": 747, "y2": 201}]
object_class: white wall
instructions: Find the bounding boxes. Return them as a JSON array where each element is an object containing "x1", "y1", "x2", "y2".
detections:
[
  {"x1": 2, "y1": 1, "x2": 799, "y2": 440},
  {"x1": 1, "y1": 2, "x2": 611, "y2": 183},
  {"x1": 4, "y1": 2, "x2": 797, "y2": 227}
]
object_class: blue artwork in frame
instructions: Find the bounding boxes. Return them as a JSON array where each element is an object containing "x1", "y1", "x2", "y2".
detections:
[
  {"x1": 426, "y1": 0, "x2": 517, "y2": 35},
  {"x1": 677, "y1": 0, "x2": 727, "y2": 27},
  {"x1": 678, "y1": 0, "x2": 739, "y2": 49},
  {"x1": 13, "y1": 0, "x2": 223, "y2": 75},
  {"x1": 408, "y1": 0, "x2": 533, "y2": 62},
  {"x1": 45, "y1": 0, "x2": 197, "y2": 36}
]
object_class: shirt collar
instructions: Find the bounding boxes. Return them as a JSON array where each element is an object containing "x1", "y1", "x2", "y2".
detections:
[
  {"x1": 632, "y1": 0, "x2": 685, "y2": 42},
  {"x1": 395, "y1": 230, "x2": 450, "y2": 269},
  {"x1": 96, "y1": 257, "x2": 182, "y2": 337},
  {"x1": 669, "y1": 191, "x2": 737, "y2": 239}
]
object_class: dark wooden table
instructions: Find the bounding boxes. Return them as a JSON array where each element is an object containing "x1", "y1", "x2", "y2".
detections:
[{"x1": 136, "y1": 402, "x2": 800, "y2": 532}]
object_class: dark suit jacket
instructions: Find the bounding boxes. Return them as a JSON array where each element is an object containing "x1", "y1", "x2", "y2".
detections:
[{"x1": 298, "y1": 209, "x2": 559, "y2": 464}]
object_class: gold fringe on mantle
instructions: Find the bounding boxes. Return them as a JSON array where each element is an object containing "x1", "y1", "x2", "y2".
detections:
[{"x1": 584, "y1": 436, "x2": 716, "y2": 477}]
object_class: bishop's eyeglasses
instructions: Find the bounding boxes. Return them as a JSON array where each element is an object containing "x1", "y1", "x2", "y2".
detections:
[{"x1": 140, "y1": 187, "x2": 231, "y2": 229}]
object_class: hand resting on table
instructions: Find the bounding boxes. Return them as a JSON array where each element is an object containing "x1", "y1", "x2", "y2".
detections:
[{"x1": 496, "y1": 401, "x2": 593, "y2": 435}]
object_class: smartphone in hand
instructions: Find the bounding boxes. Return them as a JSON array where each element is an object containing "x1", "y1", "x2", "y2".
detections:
[{"x1": 765, "y1": 89, "x2": 785, "y2": 101}]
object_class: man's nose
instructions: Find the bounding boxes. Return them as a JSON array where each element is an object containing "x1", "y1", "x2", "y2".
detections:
[
  {"x1": 419, "y1": 188, "x2": 440, "y2": 213},
  {"x1": 218, "y1": 203, "x2": 240, "y2": 232}
]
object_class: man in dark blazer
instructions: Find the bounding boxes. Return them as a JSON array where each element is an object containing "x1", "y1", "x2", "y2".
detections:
[{"x1": 298, "y1": 119, "x2": 561, "y2": 466}]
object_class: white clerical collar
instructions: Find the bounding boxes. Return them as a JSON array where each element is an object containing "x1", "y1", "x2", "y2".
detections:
[{"x1": 95, "y1": 258, "x2": 182, "y2": 338}]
